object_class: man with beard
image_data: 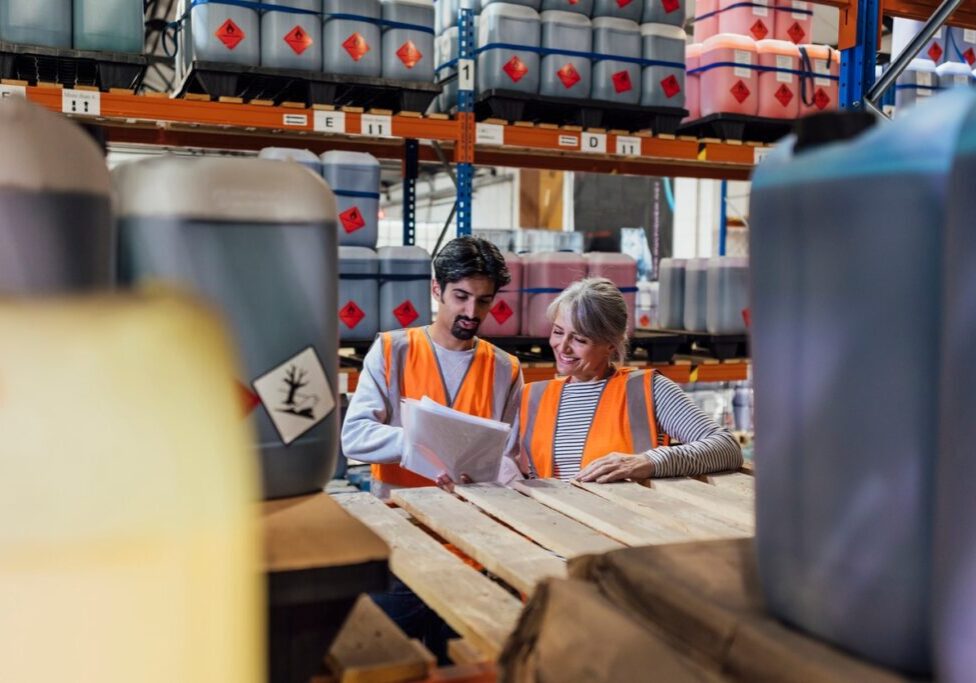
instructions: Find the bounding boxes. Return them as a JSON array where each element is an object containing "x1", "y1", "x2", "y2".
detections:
[{"x1": 341, "y1": 236, "x2": 524, "y2": 500}]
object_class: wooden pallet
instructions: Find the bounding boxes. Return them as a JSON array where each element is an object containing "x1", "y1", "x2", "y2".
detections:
[{"x1": 336, "y1": 473, "x2": 754, "y2": 662}]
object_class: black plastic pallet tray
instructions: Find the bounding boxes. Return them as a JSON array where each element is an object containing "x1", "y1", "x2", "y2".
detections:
[
  {"x1": 677, "y1": 113, "x2": 794, "y2": 144},
  {"x1": 629, "y1": 330, "x2": 686, "y2": 364},
  {"x1": 653, "y1": 328, "x2": 750, "y2": 361},
  {"x1": 0, "y1": 40, "x2": 147, "y2": 91},
  {"x1": 470, "y1": 89, "x2": 688, "y2": 134},
  {"x1": 177, "y1": 61, "x2": 441, "y2": 112}
]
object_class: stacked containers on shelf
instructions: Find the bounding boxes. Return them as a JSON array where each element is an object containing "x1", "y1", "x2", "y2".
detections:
[
  {"x1": 479, "y1": 252, "x2": 523, "y2": 336},
  {"x1": 773, "y1": 0, "x2": 813, "y2": 45},
  {"x1": 718, "y1": 0, "x2": 774, "y2": 41},
  {"x1": 481, "y1": 0, "x2": 541, "y2": 7},
  {"x1": 640, "y1": 24, "x2": 686, "y2": 108},
  {"x1": 750, "y1": 89, "x2": 976, "y2": 676},
  {"x1": 115, "y1": 157, "x2": 340, "y2": 500},
  {"x1": 700, "y1": 34, "x2": 759, "y2": 116},
  {"x1": 261, "y1": 0, "x2": 322, "y2": 71},
  {"x1": 378, "y1": 246, "x2": 432, "y2": 331},
  {"x1": 0, "y1": 98, "x2": 112, "y2": 294},
  {"x1": 938, "y1": 61, "x2": 974, "y2": 90},
  {"x1": 593, "y1": 0, "x2": 642, "y2": 22},
  {"x1": 0, "y1": 0, "x2": 71, "y2": 48},
  {"x1": 947, "y1": 26, "x2": 976, "y2": 67},
  {"x1": 798, "y1": 44, "x2": 839, "y2": 114},
  {"x1": 693, "y1": 0, "x2": 718, "y2": 43},
  {"x1": 895, "y1": 58, "x2": 939, "y2": 113},
  {"x1": 540, "y1": 11, "x2": 592, "y2": 99},
  {"x1": 73, "y1": 0, "x2": 144, "y2": 52},
  {"x1": 521, "y1": 252, "x2": 587, "y2": 337},
  {"x1": 657, "y1": 257, "x2": 686, "y2": 328},
  {"x1": 892, "y1": 18, "x2": 947, "y2": 64},
  {"x1": 542, "y1": 0, "x2": 593, "y2": 14},
  {"x1": 477, "y1": 4, "x2": 541, "y2": 95},
  {"x1": 683, "y1": 257, "x2": 709, "y2": 331},
  {"x1": 321, "y1": 151, "x2": 381, "y2": 249},
  {"x1": 323, "y1": 0, "x2": 383, "y2": 77},
  {"x1": 258, "y1": 147, "x2": 323, "y2": 174},
  {"x1": 756, "y1": 39, "x2": 801, "y2": 119},
  {"x1": 706, "y1": 256, "x2": 749, "y2": 334},
  {"x1": 381, "y1": 0, "x2": 435, "y2": 82},
  {"x1": 642, "y1": 0, "x2": 687, "y2": 27},
  {"x1": 186, "y1": 0, "x2": 260, "y2": 65},
  {"x1": 586, "y1": 253, "x2": 638, "y2": 336},
  {"x1": 339, "y1": 247, "x2": 381, "y2": 341},
  {"x1": 685, "y1": 43, "x2": 702, "y2": 120},
  {"x1": 592, "y1": 18, "x2": 642, "y2": 105},
  {"x1": 436, "y1": 27, "x2": 458, "y2": 111}
]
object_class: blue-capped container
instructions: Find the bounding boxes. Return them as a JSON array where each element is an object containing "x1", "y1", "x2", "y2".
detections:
[
  {"x1": 592, "y1": 17, "x2": 641, "y2": 104},
  {"x1": 261, "y1": 0, "x2": 322, "y2": 71},
  {"x1": 323, "y1": 0, "x2": 382, "y2": 77},
  {"x1": 381, "y1": 0, "x2": 435, "y2": 82}
]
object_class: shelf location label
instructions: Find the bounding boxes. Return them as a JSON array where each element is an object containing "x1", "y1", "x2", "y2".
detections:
[
  {"x1": 62, "y1": 89, "x2": 100, "y2": 117},
  {"x1": 754, "y1": 146, "x2": 771, "y2": 165},
  {"x1": 0, "y1": 84, "x2": 26, "y2": 99},
  {"x1": 558, "y1": 134, "x2": 580, "y2": 149},
  {"x1": 581, "y1": 132, "x2": 607, "y2": 154},
  {"x1": 615, "y1": 136, "x2": 641, "y2": 156},
  {"x1": 314, "y1": 110, "x2": 346, "y2": 134},
  {"x1": 361, "y1": 113, "x2": 394, "y2": 138},
  {"x1": 283, "y1": 113, "x2": 308, "y2": 127},
  {"x1": 476, "y1": 123, "x2": 504, "y2": 145}
]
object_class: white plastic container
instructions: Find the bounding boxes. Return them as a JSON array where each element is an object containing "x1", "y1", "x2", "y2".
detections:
[
  {"x1": 258, "y1": 147, "x2": 323, "y2": 175},
  {"x1": 261, "y1": 0, "x2": 322, "y2": 71},
  {"x1": 657, "y1": 257, "x2": 685, "y2": 329},
  {"x1": 706, "y1": 256, "x2": 749, "y2": 334},
  {"x1": 892, "y1": 17, "x2": 946, "y2": 64},
  {"x1": 682, "y1": 257, "x2": 708, "y2": 331},
  {"x1": 378, "y1": 246, "x2": 432, "y2": 331},
  {"x1": 895, "y1": 58, "x2": 939, "y2": 113},
  {"x1": 381, "y1": 0, "x2": 436, "y2": 81},
  {"x1": 640, "y1": 23, "x2": 686, "y2": 108},
  {"x1": 937, "y1": 60, "x2": 973, "y2": 90},
  {"x1": 540, "y1": 10, "x2": 592, "y2": 99},
  {"x1": 186, "y1": 0, "x2": 260, "y2": 66},
  {"x1": 947, "y1": 26, "x2": 976, "y2": 67},
  {"x1": 323, "y1": 0, "x2": 382, "y2": 77},
  {"x1": 756, "y1": 39, "x2": 800, "y2": 119},
  {"x1": 592, "y1": 17, "x2": 641, "y2": 104},
  {"x1": 477, "y1": 3, "x2": 541, "y2": 95},
  {"x1": 321, "y1": 151, "x2": 382, "y2": 249}
]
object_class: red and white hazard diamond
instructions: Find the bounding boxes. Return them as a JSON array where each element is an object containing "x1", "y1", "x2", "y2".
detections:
[
  {"x1": 340, "y1": 206, "x2": 366, "y2": 234},
  {"x1": 660, "y1": 74, "x2": 681, "y2": 98},
  {"x1": 343, "y1": 32, "x2": 370, "y2": 62},
  {"x1": 557, "y1": 63, "x2": 582, "y2": 89},
  {"x1": 503, "y1": 55, "x2": 529, "y2": 82},
  {"x1": 490, "y1": 300, "x2": 514, "y2": 325},
  {"x1": 928, "y1": 42, "x2": 943, "y2": 62},
  {"x1": 215, "y1": 19, "x2": 245, "y2": 50},
  {"x1": 775, "y1": 84, "x2": 794, "y2": 107},
  {"x1": 813, "y1": 87, "x2": 831, "y2": 110},
  {"x1": 787, "y1": 21, "x2": 806, "y2": 43},
  {"x1": 617, "y1": 0, "x2": 634, "y2": 5},
  {"x1": 397, "y1": 40, "x2": 423, "y2": 69},
  {"x1": 339, "y1": 301, "x2": 366, "y2": 330},
  {"x1": 965, "y1": 48, "x2": 976, "y2": 66},
  {"x1": 639, "y1": 313, "x2": 650, "y2": 327},
  {"x1": 750, "y1": 19, "x2": 769, "y2": 40},
  {"x1": 237, "y1": 381, "x2": 261, "y2": 417},
  {"x1": 284, "y1": 25, "x2": 313, "y2": 55},
  {"x1": 730, "y1": 79, "x2": 751, "y2": 103},
  {"x1": 393, "y1": 300, "x2": 420, "y2": 327},
  {"x1": 661, "y1": 0, "x2": 681, "y2": 13},
  {"x1": 612, "y1": 70, "x2": 633, "y2": 93}
]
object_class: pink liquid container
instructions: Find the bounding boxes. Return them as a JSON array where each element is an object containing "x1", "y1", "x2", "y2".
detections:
[
  {"x1": 479, "y1": 251, "x2": 523, "y2": 337},
  {"x1": 798, "y1": 44, "x2": 839, "y2": 115},
  {"x1": 717, "y1": 0, "x2": 774, "y2": 41},
  {"x1": 774, "y1": 0, "x2": 813, "y2": 44},
  {"x1": 693, "y1": 0, "x2": 718, "y2": 43},
  {"x1": 757, "y1": 39, "x2": 800, "y2": 119},
  {"x1": 521, "y1": 251, "x2": 587, "y2": 337},
  {"x1": 586, "y1": 252, "x2": 638, "y2": 336},
  {"x1": 685, "y1": 42, "x2": 702, "y2": 120},
  {"x1": 700, "y1": 33, "x2": 759, "y2": 117}
]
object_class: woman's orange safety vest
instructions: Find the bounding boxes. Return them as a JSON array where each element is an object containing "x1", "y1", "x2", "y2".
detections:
[
  {"x1": 372, "y1": 327, "x2": 521, "y2": 488},
  {"x1": 519, "y1": 367, "x2": 666, "y2": 479}
]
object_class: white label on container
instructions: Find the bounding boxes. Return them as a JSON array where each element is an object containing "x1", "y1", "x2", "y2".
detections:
[
  {"x1": 814, "y1": 59, "x2": 831, "y2": 86},
  {"x1": 752, "y1": 3, "x2": 769, "y2": 16},
  {"x1": 917, "y1": 71, "x2": 934, "y2": 87},
  {"x1": 361, "y1": 114, "x2": 394, "y2": 138},
  {"x1": 581, "y1": 132, "x2": 607, "y2": 154},
  {"x1": 754, "y1": 146, "x2": 772, "y2": 165},
  {"x1": 734, "y1": 50, "x2": 754, "y2": 79},
  {"x1": 314, "y1": 110, "x2": 346, "y2": 134},
  {"x1": 935, "y1": 27, "x2": 944, "y2": 39},
  {"x1": 918, "y1": 87, "x2": 933, "y2": 98},
  {"x1": 792, "y1": 0, "x2": 810, "y2": 17},
  {"x1": 776, "y1": 55, "x2": 794, "y2": 83},
  {"x1": 957, "y1": 75, "x2": 972, "y2": 87},
  {"x1": 458, "y1": 58, "x2": 475, "y2": 91},
  {"x1": 62, "y1": 89, "x2": 100, "y2": 117},
  {"x1": 476, "y1": 122, "x2": 505, "y2": 145},
  {"x1": 965, "y1": 29, "x2": 976, "y2": 43},
  {"x1": 252, "y1": 347, "x2": 335, "y2": 446},
  {"x1": 616, "y1": 136, "x2": 641, "y2": 156},
  {"x1": 558, "y1": 134, "x2": 580, "y2": 148},
  {"x1": 283, "y1": 113, "x2": 308, "y2": 127},
  {"x1": 0, "y1": 84, "x2": 26, "y2": 99}
]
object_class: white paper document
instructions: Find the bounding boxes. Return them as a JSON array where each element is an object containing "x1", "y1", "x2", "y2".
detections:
[{"x1": 400, "y1": 396, "x2": 510, "y2": 483}]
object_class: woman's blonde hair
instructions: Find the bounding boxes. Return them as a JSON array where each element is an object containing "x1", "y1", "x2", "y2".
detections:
[{"x1": 547, "y1": 277, "x2": 629, "y2": 364}]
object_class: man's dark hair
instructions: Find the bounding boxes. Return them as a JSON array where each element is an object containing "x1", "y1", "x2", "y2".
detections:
[{"x1": 433, "y1": 236, "x2": 511, "y2": 295}]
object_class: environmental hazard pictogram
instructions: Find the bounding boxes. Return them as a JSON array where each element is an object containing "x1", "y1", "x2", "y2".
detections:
[
  {"x1": 557, "y1": 63, "x2": 581, "y2": 89},
  {"x1": 661, "y1": 75, "x2": 681, "y2": 98},
  {"x1": 731, "y1": 80, "x2": 751, "y2": 103},
  {"x1": 504, "y1": 55, "x2": 529, "y2": 82},
  {"x1": 397, "y1": 41, "x2": 423, "y2": 69},
  {"x1": 215, "y1": 19, "x2": 245, "y2": 50},
  {"x1": 252, "y1": 347, "x2": 335, "y2": 446},
  {"x1": 343, "y1": 32, "x2": 370, "y2": 62},
  {"x1": 394, "y1": 300, "x2": 420, "y2": 327},
  {"x1": 339, "y1": 301, "x2": 366, "y2": 330},
  {"x1": 340, "y1": 206, "x2": 366, "y2": 234},
  {"x1": 284, "y1": 25, "x2": 313, "y2": 55},
  {"x1": 612, "y1": 70, "x2": 633, "y2": 93},
  {"x1": 490, "y1": 300, "x2": 514, "y2": 325}
]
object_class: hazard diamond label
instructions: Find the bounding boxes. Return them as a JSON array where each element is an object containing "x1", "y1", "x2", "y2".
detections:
[
  {"x1": 661, "y1": 74, "x2": 681, "y2": 98},
  {"x1": 394, "y1": 300, "x2": 420, "y2": 327},
  {"x1": 215, "y1": 19, "x2": 245, "y2": 50},
  {"x1": 557, "y1": 63, "x2": 582, "y2": 89},
  {"x1": 339, "y1": 301, "x2": 366, "y2": 330},
  {"x1": 775, "y1": 83, "x2": 794, "y2": 107},
  {"x1": 237, "y1": 381, "x2": 261, "y2": 417},
  {"x1": 928, "y1": 42, "x2": 943, "y2": 62},
  {"x1": 503, "y1": 55, "x2": 529, "y2": 83},
  {"x1": 661, "y1": 0, "x2": 681, "y2": 13},
  {"x1": 284, "y1": 25, "x2": 313, "y2": 55},
  {"x1": 966, "y1": 48, "x2": 976, "y2": 66},
  {"x1": 252, "y1": 347, "x2": 335, "y2": 446},
  {"x1": 617, "y1": 0, "x2": 634, "y2": 5},
  {"x1": 343, "y1": 32, "x2": 370, "y2": 62},
  {"x1": 397, "y1": 40, "x2": 423, "y2": 69},
  {"x1": 340, "y1": 206, "x2": 366, "y2": 234},
  {"x1": 813, "y1": 87, "x2": 831, "y2": 110},
  {"x1": 750, "y1": 19, "x2": 769, "y2": 40},
  {"x1": 731, "y1": 80, "x2": 751, "y2": 103},
  {"x1": 490, "y1": 300, "x2": 514, "y2": 325},
  {"x1": 612, "y1": 70, "x2": 633, "y2": 93},
  {"x1": 639, "y1": 313, "x2": 650, "y2": 327},
  {"x1": 787, "y1": 21, "x2": 806, "y2": 43}
]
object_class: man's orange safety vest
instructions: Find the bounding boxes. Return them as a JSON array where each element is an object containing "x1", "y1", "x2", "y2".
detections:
[
  {"x1": 372, "y1": 326, "x2": 521, "y2": 488},
  {"x1": 519, "y1": 367, "x2": 667, "y2": 479}
]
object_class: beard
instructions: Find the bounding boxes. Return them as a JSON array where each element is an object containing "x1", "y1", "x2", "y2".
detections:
[{"x1": 451, "y1": 316, "x2": 481, "y2": 340}]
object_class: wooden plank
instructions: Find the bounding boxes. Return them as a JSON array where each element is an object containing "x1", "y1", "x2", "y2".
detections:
[
  {"x1": 392, "y1": 488, "x2": 566, "y2": 596},
  {"x1": 574, "y1": 482, "x2": 751, "y2": 540},
  {"x1": 336, "y1": 493, "x2": 522, "y2": 658},
  {"x1": 455, "y1": 483, "x2": 624, "y2": 558},
  {"x1": 326, "y1": 595, "x2": 434, "y2": 683},
  {"x1": 649, "y1": 478, "x2": 754, "y2": 531},
  {"x1": 447, "y1": 639, "x2": 490, "y2": 666},
  {"x1": 704, "y1": 472, "x2": 755, "y2": 498},
  {"x1": 513, "y1": 480, "x2": 700, "y2": 547}
]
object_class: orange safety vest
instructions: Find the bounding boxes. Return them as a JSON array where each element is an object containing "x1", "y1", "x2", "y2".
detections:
[
  {"x1": 372, "y1": 326, "x2": 521, "y2": 488},
  {"x1": 520, "y1": 367, "x2": 667, "y2": 479}
]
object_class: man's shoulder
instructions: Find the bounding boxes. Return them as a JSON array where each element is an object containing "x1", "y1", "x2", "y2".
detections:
[{"x1": 480, "y1": 338, "x2": 521, "y2": 369}]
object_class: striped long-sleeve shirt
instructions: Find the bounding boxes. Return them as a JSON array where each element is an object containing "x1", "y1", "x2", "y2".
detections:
[{"x1": 551, "y1": 373, "x2": 742, "y2": 481}]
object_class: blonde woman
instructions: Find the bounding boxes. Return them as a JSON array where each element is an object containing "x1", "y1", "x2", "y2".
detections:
[{"x1": 519, "y1": 278, "x2": 742, "y2": 482}]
